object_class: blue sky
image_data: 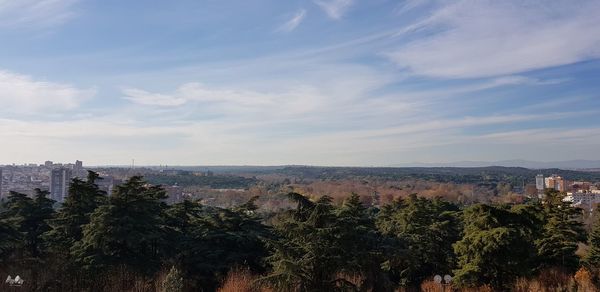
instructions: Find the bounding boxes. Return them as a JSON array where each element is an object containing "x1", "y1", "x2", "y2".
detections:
[{"x1": 1, "y1": 0, "x2": 600, "y2": 166}]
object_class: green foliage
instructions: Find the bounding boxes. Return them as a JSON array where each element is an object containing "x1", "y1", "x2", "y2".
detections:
[
  {"x1": 453, "y1": 204, "x2": 538, "y2": 289},
  {"x1": 72, "y1": 176, "x2": 167, "y2": 275},
  {"x1": 335, "y1": 193, "x2": 393, "y2": 291},
  {"x1": 45, "y1": 171, "x2": 107, "y2": 253},
  {"x1": 1, "y1": 189, "x2": 55, "y2": 258},
  {"x1": 585, "y1": 208, "x2": 600, "y2": 268},
  {"x1": 144, "y1": 173, "x2": 256, "y2": 189},
  {"x1": 376, "y1": 194, "x2": 461, "y2": 286},
  {"x1": 164, "y1": 198, "x2": 269, "y2": 290},
  {"x1": 0, "y1": 176, "x2": 593, "y2": 291},
  {"x1": 264, "y1": 194, "x2": 344, "y2": 291},
  {"x1": 162, "y1": 266, "x2": 184, "y2": 292},
  {"x1": 535, "y1": 190, "x2": 586, "y2": 272}
]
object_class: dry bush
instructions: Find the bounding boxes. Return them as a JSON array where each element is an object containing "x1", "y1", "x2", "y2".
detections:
[
  {"x1": 420, "y1": 279, "x2": 444, "y2": 292},
  {"x1": 514, "y1": 268, "x2": 578, "y2": 292},
  {"x1": 574, "y1": 268, "x2": 598, "y2": 292},
  {"x1": 457, "y1": 285, "x2": 493, "y2": 292},
  {"x1": 217, "y1": 267, "x2": 269, "y2": 292}
]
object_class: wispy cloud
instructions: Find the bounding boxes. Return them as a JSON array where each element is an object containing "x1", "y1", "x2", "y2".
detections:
[
  {"x1": 314, "y1": 0, "x2": 354, "y2": 20},
  {"x1": 0, "y1": 0, "x2": 79, "y2": 29},
  {"x1": 0, "y1": 70, "x2": 94, "y2": 115},
  {"x1": 277, "y1": 9, "x2": 307, "y2": 33},
  {"x1": 122, "y1": 88, "x2": 186, "y2": 107},
  {"x1": 386, "y1": 0, "x2": 600, "y2": 78},
  {"x1": 395, "y1": 0, "x2": 429, "y2": 15}
]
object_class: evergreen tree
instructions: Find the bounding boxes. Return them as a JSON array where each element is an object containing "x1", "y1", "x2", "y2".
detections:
[
  {"x1": 585, "y1": 207, "x2": 600, "y2": 268},
  {"x1": 265, "y1": 194, "x2": 342, "y2": 291},
  {"x1": 161, "y1": 265, "x2": 184, "y2": 292},
  {"x1": 45, "y1": 171, "x2": 107, "y2": 253},
  {"x1": 453, "y1": 204, "x2": 537, "y2": 289},
  {"x1": 0, "y1": 200, "x2": 19, "y2": 263},
  {"x1": 535, "y1": 190, "x2": 586, "y2": 272},
  {"x1": 72, "y1": 176, "x2": 167, "y2": 275},
  {"x1": 173, "y1": 198, "x2": 269, "y2": 290},
  {"x1": 335, "y1": 193, "x2": 392, "y2": 291},
  {"x1": 376, "y1": 194, "x2": 461, "y2": 286},
  {"x1": 2, "y1": 189, "x2": 55, "y2": 258}
]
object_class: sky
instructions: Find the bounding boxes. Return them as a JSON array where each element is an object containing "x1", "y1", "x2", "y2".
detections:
[{"x1": 1, "y1": 0, "x2": 600, "y2": 166}]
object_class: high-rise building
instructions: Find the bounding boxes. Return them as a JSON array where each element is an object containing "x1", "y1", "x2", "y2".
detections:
[
  {"x1": 44, "y1": 161, "x2": 53, "y2": 167},
  {"x1": 0, "y1": 168, "x2": 3, "y2": 198},
  {"x1": 535, "y1": 174, "x2": 545, "y2": 199},
  {"x1": 544, "y1": 175, "x2": 567, "y2": 192},
  {"x1": 74, "y1": 160, "x2": 84, "y2": 176},
  {"x1": 50, "y1": 168, "x2": 72, "y2": 202},
  {"x1": 535, "y1": 174, "x2": 545, "y2": 191}
]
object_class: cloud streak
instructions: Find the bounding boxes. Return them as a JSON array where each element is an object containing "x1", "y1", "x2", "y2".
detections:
[
  {"x1": 0, "y1": 70, "x2": 94, "y2": 115},
  {"x1": 314, "y1": 0, "x2": 354, "y2": 19},
  {"x1": 277, "y1": 9, "x2": 306, "y2": 33},
  {"x1": 387, "y1": 0, "x2": 600, "y2": 78},
  {"x1": 0, "y1": 0, "x2": 79, "y2": 29}
]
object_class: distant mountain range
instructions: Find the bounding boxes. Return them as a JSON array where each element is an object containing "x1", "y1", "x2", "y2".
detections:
[{"x1": 394, "y1": 160, "x2": 600, "y2": 170}]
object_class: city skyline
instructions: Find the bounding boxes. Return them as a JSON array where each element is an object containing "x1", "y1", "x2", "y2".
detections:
[{"x1": 1, "y1": 0, "x2": 600, "y2": 166}]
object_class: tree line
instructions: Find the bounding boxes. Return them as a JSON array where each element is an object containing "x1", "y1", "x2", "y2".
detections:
[{"x1": 0, "y1": 171, "x2": 599, "y2": 291}]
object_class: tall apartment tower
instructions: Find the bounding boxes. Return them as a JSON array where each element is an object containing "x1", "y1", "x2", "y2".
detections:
[
  {"x1": 0, "y1": 168, "x2": 3, "y2": 198},
  {"x1": 75, "y1": 160, "x2": 83, "y2": 170},
  {"x1": 535, "y1": 174, "x2": 545, "y2": 199},
  {"x1": 50, "y1": 168, "x2": 72, "y2": 202}
]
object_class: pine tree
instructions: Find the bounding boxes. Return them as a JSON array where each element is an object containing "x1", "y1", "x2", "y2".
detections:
[
  {"x1": 535, "y1": 190, "x2": 586, "y2": 272},
  {"x1": 453, "y1": 204, "x2": 537, "y2": 289},
  {"x1": 161, "y1": 265, "x2": 184, "y2": 292},
  {"x1": 72, "y1": 176, "x2": 167, "y2": 275},
  {"x1": 335, "y1": 193, "x2": 392, "y2": 291},
  {"x1": 585, "y1": 207, "x2": 600, "y2": 268},
  {"x1": 376, "y1": 194, "x2": 461, "y2": 286},
  {"x1": 45, "y1": 171, "x2": 107, "y2": 253},
  {"x1": 2, "y1": 189, "x2": 55, "y2": 258},
  {"x1": 0, "y1": 199, "x2": 19, "y2": 263},
  {"x1": 178, "y1": 200, "x2": 269, "y2": 290},
  {"x1": 265, "y1": 194, "x2": 342, "y2": 291}
]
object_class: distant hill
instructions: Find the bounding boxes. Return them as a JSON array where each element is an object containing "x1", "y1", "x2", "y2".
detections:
[{"x1": 394, "y1": 160, "x2": 600, "y2": 170}]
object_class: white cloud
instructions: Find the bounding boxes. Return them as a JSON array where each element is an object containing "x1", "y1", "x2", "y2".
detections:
[
  {"x1": 314, "y1": 0, "x2": 354, "y2": 19},
  {"x1": 477, "y1": 128, "x2": 600, "y2": 145},
  {"x1": 277, "y1": 9, "x2": 307, "y2": 33},
  {"x1": 122, "y1": 88, "x2": 186, "y2": 107},
  {"x1": 395, "y1": 0, "x2": 428, "y2": 15},
  {"x1": 387, "y1": 0, "x2": 600, "y2": 78},
  {"x1": 0, "y1": 70, "x2": 94, "y2": 114},
  {"x1": 0, "y1": 0, "x2": 79, "y2": 29}
]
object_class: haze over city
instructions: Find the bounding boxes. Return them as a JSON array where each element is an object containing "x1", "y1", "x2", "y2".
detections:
[{"x1": 1, "y1": 0, "x2": 600, "y2": 166}]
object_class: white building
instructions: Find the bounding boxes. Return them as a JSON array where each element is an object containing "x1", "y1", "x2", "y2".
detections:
[{"x1": 562, "y1": 190, "x2": 600, "y2": 210}]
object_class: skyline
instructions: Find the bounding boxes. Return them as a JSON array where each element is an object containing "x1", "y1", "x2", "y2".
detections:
[{"x1": 1, "y1": 0, "x2": 600, "y2": 166}]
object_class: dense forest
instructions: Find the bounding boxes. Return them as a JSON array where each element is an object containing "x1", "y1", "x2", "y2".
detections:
[
  {"x1": 144, "y1": 173, "x2": 257, "y2": 189},
  {"x1": 1, "y1": 171, "x2": 600, "y2": 291},
  {"x1": 273, "y1": 166, "x2": 600, "y2": 185}
]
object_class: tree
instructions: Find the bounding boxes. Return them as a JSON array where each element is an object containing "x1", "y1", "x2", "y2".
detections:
[
  {"x1": 335, "y1": 193, "x2": 392, "y2": 291},
  {"x1": 0, "y1": 203, "x2": 19, "y2": 263},
  {"x1": 173, "y1": 199, "x2": 269, "y2": 290},
  {"x1": 72, "y1": 176, "x2": 167, "y2": 276},
  {"x1": 265, "y1": 194, "x2": 343, "y2": 291},
  {"x1": 585, "y1": 207, "x2": 600, "y2": 268},
  {"x1": 2, "y1": 189, "x2": 55, "y2": 258},
  {"x1": 161, "y1": 265, "x2": 184, "y2": 292},
  {"x1": 45, "y1": 171, "x2": 107, "y2": 253},
  {"x1": 453, "y1": 204, "x2": 537, "y2": 289},
  {"x1": 376, "y1": 194, "x2": 461, "y2": 286},
  {"x1": 535, "y1": 190, "x2": 586, "y2": 272}
]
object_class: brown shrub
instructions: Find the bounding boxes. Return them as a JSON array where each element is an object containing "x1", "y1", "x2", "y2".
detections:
[
  {"x1": 574, "y1": 267, "x2": 598, "y2": 292},
  {"x1": 217, "y1": 267, "x2": 270, "y2": 292}
]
